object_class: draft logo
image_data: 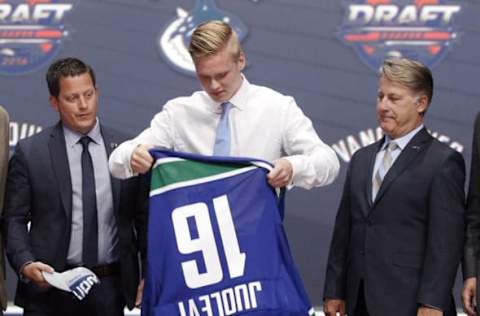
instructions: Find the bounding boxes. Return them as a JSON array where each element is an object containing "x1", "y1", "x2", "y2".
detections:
[
  {"x1": 339, "y1": 0, "x2": 461, "y2": 70},
  {"x1": 0, "y1": 0, "x2": 73, "y2": 75},
  {"x1": 158, "y1": 0, "x2": 248, "y2": 76}
]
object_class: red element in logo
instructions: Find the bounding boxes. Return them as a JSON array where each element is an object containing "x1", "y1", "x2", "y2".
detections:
[
  {"x1": 340, "y1": 0, "x2": 461, "y2": 70},
  {"x1": 0, "y1": 0, "x2": 73, "y2": 75}
]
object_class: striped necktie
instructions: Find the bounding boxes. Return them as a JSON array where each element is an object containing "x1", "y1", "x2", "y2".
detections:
[
  {"x1": 372, "y1": 141, "x2": 398, "y2": 201},
  {"x1": 213, "y1": 102, "x2": 232, "y2": 156}
]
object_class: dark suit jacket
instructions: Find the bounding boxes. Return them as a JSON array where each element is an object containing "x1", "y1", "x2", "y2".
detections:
[
  {"x1": 0, "y1": 106, "x2": 8, "y2": 313},
  {"x1": 2, "y1": 122, "x2": 148, "y2": 310},
  {"x1": 463, "y1": 113, "x2": 480, "y2": 315},
  {"x1": 324, "y1": 128, "x2": 465, "y2": 316}
]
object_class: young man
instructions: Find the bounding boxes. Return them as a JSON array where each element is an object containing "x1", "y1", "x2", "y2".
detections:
[
  {"x1": 324, "y1": 58, "x2": 465, "y2": 316},
  {"x1": 3, "y1": 58, "x2": 148, "y2": 316},
  {"x1": 108, "y1": 20, "x2": 339, "y2": 189}
]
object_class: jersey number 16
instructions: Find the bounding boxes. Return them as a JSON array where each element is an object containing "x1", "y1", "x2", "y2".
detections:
[{"x1": 172, "y1": 194, "x2": 246, "y2": 289}]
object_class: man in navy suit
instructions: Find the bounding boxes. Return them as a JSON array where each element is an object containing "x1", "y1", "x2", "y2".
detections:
[
  {"x1": 3, "y1": 57, "x2": 148, "y2": 316},
  {"x1": 323, "y1": 58, "x2": 465, "y2": 316}
]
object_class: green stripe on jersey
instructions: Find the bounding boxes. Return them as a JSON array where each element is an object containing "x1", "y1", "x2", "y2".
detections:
[{"x1": 150, "y1": 159, "x2": 249, "y2": 192}]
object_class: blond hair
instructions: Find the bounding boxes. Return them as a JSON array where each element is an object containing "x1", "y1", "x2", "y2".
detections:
[
  {"x1": 380, "y1": 57, "x2": 434, "y2": 104},
  {"x1": 189, "y1": 20, "x2": 242, "y2": 60}
]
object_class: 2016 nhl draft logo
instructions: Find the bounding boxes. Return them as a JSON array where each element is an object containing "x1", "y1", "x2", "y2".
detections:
[
  {"x1": 339, "y1": 0, "x2": 462, "y2": 71},
  {"x1": 158, "y1": 0, "x2": 248, "y2": 76},
  {"x1": 0, "y1": 0, "x2": 74, "y2": 76}
]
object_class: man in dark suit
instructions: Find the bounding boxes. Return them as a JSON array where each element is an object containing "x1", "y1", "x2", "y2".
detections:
[
  {"x1": 462, "y1": 113, "x2": 480, "y2": 316},
  {"x1": 323, "y1": 57, "x2": 465, "y2": 316},
  {"x1": 3, "y1": 57, "x2": 147, "y2": 316},
  {"x1": 0, "y1": 106, "x2": 9, "y2": 315}
]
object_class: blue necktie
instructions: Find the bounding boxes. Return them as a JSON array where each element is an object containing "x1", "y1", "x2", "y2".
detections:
[
  {"x1": 79, "y1": 136, "x2": 98, "y2": 267},
  {"x1": 213, "y1": 102, "x2": 232, "y2": 156}
]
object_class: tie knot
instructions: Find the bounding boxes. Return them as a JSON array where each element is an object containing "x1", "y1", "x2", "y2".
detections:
[
  {"x1": 386, "y1": 141, "x2": 398, "y2": 152},
  {"x1": 79, "y1": 136, "x2": 92, "y2": 149},
  {"x1": 221, "y1": 102, "x2": 232, "y2": 115}
]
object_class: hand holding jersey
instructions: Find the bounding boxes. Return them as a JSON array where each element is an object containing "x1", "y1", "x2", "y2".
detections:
[
  {"x1": 131, "y1": 145, "x2": 294, "y2": 188},
  {"x1": 130, "y1": 144, "x2": 154, "y2": 174},
  {"x1": 266, "y1": 158, "x2": 294, "y2": 187}
]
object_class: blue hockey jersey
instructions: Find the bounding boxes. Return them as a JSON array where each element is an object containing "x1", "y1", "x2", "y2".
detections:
[{"x1": 142, "y1": 150, "x2": 315, "y2": 316}]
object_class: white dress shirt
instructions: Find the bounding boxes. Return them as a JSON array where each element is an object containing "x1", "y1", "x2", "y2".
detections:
[
  {"x1": 64, "y1": 121, "x2": 118, "y2": 265},
  {"x1": 109, "y1": 76, "x2": 339, "y2": 189}
]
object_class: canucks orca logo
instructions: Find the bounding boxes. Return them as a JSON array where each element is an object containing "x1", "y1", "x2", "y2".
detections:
[
  {"x1": 0, "y1": 0, "x2": 73, "y2": 76},
  {"x1": 158, "y1": 0, "x2": 248, "y2": 76},
  {"x1": 339, "y1": 0, "x2": 461, "y2": 71}
]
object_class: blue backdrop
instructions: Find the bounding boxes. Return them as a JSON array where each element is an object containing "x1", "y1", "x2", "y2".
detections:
[{"x1": 2, "y1": 0, "x2": 476, "y2": 308}]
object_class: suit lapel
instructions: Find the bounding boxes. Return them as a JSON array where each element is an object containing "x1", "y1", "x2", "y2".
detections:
[
  {"x1": 48, "y1": 123, "x2": 73, "y2": 221},
  {"x1": 373, "y1": 128, "x2": 432, "y2": 206},
  {"x1": 100, "y1": 125, "x2": 121, "y2": 216}
]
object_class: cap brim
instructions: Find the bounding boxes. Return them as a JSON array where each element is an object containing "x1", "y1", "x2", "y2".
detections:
[{"x1": 42, "y1": 271, "x2": 70, "y2": 291}]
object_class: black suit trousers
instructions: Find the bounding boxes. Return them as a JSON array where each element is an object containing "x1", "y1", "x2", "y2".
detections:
[
  {"x1": 353, "y1": 281, "x2": 370, "y2": 316},
  {"x1": 23, "y1": 274, "x2": 125, "y2": 316}
]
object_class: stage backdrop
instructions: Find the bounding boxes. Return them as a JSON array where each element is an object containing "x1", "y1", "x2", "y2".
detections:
[{"x1": 1, "y1": 0, "x2": 477, "y2": 307}]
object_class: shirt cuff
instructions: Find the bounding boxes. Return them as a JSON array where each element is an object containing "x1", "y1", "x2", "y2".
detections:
[{"x1": 282, "y1": 155, "x2": 301, "y2": 188}]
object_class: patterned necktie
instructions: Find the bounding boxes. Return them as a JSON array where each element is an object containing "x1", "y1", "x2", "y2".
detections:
[
  {"x1": 372, "y1": 141, "x2": 398, "y2": 201},
  {"x1": 213, "y1": 102, "x2": 232, "y2": 156},
  {"x1": 79, "y1": 136, "x2": 98, "y2": 267}
]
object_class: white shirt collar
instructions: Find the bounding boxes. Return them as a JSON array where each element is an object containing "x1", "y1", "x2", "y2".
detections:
[
  {"x1": 382, "y1": 124, "x2": 424, "y2": 151},
  {"x1": 208, "y1": 74, "x2": 250, "y2": 113},
  {"x1": 63, "y1": 118, "x2": 102, "y2": 148},
  {"x1": 228, "y1": 75, "x2": 249, "y2": 111}
]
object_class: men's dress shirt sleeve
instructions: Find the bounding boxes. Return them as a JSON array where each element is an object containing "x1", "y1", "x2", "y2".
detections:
[
  {"x1": 109, "y1": 107, "x2": 174, "y2": 179},
  {"x1": 109, "y1": 90, "x2": 340, "y2": 187},
  {"x1": 281, "y1": 98, "x2": 339, "y2": 189}
]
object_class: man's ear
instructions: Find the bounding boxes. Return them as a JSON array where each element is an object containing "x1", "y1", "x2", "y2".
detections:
[
  {"x1": 237, "y1": 52, "x2": 246, "y2": 71},
  {"x1": 416, "y1": 95, "x2": 429, "y2": 114},
  {"x1": 49, "y1": 95, "x2": 59, "y2": 112}
]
